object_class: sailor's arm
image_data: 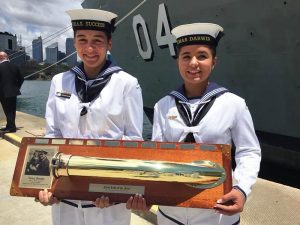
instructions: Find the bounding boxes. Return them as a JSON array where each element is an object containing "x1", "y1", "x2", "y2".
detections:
[
  {"x1": 122, "y1": 78, "x2": 143, "y2": 140},
  {"x1": 151, "y1": 102, "x2": 166, "y2": 141},
  {"x1": 45, "y1": 76, "x2": 63, "y2": 138},
  {"x1": 215, "y1": 101, "x2": 261, "y2": 215},
  {"x1": 232, "y1": 102, "x2": 261, "y2": 197}
]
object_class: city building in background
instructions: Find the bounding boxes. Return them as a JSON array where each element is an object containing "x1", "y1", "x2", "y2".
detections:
[
  {"x1": 45, "y1": 42, "x2": 58, "y2": 64},
  {"x1": 58, "y1": 50, "x2": 66, "y2": 63},
  {"x1": 1, "y1": 31, "x2": 78, "y2": 70},
  {"x1": 32, "y1": 36, "x2": 43, "y2": 63},
  {"x1": 65, "y1": 38, "x2": 77, "y2": 67},
  {"x1": 0, "y1": 31, "x2": 17, "y2": 51},
  {"x1": 0, "y1": 31, "x2": 26, "y2": 66}
]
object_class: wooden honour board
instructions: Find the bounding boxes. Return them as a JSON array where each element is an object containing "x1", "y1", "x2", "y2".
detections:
[{"x1": 10, "y1": 137, "x2": 232, "y2": 208}]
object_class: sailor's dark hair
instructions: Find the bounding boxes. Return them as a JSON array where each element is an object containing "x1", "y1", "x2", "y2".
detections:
[{"x1": 177, "y1": 44, "x2": 217, "y2": 58}]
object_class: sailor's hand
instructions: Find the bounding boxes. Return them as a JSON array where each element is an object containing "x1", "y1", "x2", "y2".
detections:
[
  {"x1": 126, "y1": 194, "x2": 151, "y2": 211},
  {"x1": 213, "y1": 188, "x2": 246, "y2": 216},
  {"x1": 94, "y1": 196, "x2": 111, "y2": 208},
  {"x1": 36, "y1": 189, "x2": 60, "y2": 206}
]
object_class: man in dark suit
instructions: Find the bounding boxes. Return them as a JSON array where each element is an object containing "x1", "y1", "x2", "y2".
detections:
[{"x1": 0, "y1": 51, "x2": 24, "y2": 133}]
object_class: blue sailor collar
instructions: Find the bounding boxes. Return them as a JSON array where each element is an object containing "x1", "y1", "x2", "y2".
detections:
[
  {"x1": 70, "y1": 60, "x2": 123, "y2": 85},
  {"x1": 70, "y1": 60, "x2": 123, "y2": 105},
  {"x1": 169, "y1": 82, "x2": 228, "y2": 103}
]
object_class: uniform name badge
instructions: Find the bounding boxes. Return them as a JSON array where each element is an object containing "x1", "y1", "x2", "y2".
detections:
[{"x1": 10, "y1": 137, "x2": 232, "y2": 209}]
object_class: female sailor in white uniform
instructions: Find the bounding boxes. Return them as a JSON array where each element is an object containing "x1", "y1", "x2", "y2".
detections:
[
  {"x1": 152, "y1": 23, "x2": 261, "y2": 225},
  {"x1": 37, "y1": 8, "x2": 145, "y2": 225}
]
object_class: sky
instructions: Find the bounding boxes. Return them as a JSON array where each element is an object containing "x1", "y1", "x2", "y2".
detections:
[{"x1": 0, "y1": 0, "x2": 83, "y2": 56}]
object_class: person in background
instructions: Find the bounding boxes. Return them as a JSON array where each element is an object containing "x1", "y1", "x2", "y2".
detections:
[
  {"x1": 37, "y1": 8, "x2": 147, "y2": 225},
  {"x1": 0, "y1": 51, "x2": 24, "y2": 133},
  {"x1": 152, "y1": 23, "x2": 261, "y2": 225}
]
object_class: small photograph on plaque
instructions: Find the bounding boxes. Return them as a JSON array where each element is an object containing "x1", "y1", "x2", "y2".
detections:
[{"x1": 19, "y1": 145, "x2": 58, "y2": 189}]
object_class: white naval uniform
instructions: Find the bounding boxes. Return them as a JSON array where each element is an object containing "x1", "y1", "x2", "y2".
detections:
[
  {"x1": 152, "y1": 92, "x2": 261, "y2": 225},
  {"x1": 45, "y1": 70, "x2": 143, "y2": 225}
]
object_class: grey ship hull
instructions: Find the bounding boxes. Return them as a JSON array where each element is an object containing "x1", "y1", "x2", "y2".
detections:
[{"x1": 82, "y1": 0, "x2": 300, "y2": 187}]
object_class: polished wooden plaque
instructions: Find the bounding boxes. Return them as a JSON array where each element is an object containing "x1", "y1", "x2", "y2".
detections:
[{"x1": 10, "y1": 137, "x2": 232, "y2": 208}]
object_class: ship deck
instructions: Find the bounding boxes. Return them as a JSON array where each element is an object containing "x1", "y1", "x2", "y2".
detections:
[{"x1": 1, "y1": 111, "x2": 299, "y2": 225}]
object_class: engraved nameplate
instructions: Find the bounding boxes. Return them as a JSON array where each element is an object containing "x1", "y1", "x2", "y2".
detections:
[{"x1": 89, "y1": 184, "x2": 145, "y2": 195}]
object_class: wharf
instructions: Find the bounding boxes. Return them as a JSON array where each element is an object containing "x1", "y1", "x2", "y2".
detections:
[{"x1": 0, "y1": 111, "x2": 299, "y2": 225}]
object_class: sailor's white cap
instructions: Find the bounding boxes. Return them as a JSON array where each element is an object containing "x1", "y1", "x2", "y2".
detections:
[
  {"x1": 171, "y1": 23, "x2": 224, "y2": 47},
  {"x1": 66, "y1": 9, "x2": 118, "y2": 33}
]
